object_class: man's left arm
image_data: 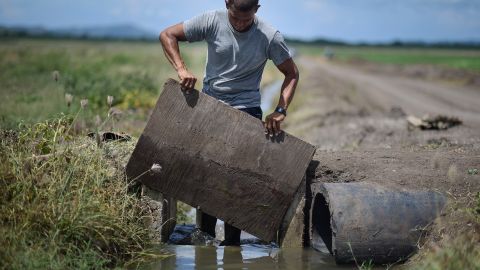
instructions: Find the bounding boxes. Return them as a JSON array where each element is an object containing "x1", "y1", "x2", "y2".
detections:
[{"x1": 264, "y1": 58, "x2": 299, "y2": 137}]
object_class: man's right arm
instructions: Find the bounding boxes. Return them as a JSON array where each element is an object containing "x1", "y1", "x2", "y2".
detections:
[{"x1": 160, "y1": 23, "x2": 197, "y2": 90}]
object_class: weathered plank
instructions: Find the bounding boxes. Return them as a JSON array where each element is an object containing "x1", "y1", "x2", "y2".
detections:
[{"x1": 126, "y1": 79, "x2": 316, "y2": 241}]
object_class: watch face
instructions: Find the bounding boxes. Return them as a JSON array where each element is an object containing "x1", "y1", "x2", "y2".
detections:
[{"x1": 275, "y1": 107, "x2": 286, "y2": 116}]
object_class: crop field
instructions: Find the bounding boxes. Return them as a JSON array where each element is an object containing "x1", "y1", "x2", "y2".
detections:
[
  {"x1": 0, "y1": 38, "x2": 280, "y2": 132},
  {"x1": 296, "y1": 45, "x2": 480, "y2": 71},
  {"x1": 0, "y1": 39, "x2": 197, "y2": 131}
]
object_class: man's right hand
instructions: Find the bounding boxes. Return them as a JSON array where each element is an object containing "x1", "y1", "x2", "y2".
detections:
[
  {"x1": 160, "y1": 22, "x2": 196, "y2": 91},
  {"x1": 178, "y1": 68, "x2": 197, "y2": 91}
]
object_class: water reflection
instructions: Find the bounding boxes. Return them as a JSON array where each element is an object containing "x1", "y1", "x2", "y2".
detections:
[{"x1": 143, "y1": 244, "x2": 354, "y2": 270}]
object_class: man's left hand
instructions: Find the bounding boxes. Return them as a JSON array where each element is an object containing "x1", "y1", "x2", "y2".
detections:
[{"x1": 264, "y1": 112, "x2": 285, "y2": 137}]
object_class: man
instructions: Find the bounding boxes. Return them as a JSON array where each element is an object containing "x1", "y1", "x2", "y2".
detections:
[{"x1": 159, "y1": 0, "x2": 299, "y2": 245}]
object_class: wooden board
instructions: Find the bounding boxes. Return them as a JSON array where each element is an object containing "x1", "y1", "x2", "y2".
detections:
[{"x1": 126, "y1": 79, "x2": 316, "y2": 241}]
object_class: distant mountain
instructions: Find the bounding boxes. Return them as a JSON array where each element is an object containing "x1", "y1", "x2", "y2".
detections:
[
  {"x1": 285, "y1": 37, "x2": 480, "y2": 49},
  {"x1": 1, "y1": 24, "x2": 479, "y2": 48},
  {"x1": 0, "y1": 24, "x2": 157, "y2": 40},
  {"x1": 54, "y1": 24, "x2": 157, "y2": 39}
]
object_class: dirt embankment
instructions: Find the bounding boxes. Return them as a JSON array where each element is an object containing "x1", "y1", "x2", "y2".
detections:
[{"x1": 286, "y1": 56, "x2": 480, "y2": 264}]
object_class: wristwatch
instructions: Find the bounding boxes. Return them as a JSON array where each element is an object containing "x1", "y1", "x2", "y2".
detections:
[{"x1": 275, "y1": 106, "x2": 287, "y2": 116}]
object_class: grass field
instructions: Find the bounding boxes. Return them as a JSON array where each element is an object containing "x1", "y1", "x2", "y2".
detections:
[
  {"x1": 0, "y1": 39, "x2": 197, "y2": 130},
  {"x1": 295, "y1": 45, "x2": 480, "y2": 71},
  {"x1": 0, "y1": 38, "x2": 280, "y2": 132}
]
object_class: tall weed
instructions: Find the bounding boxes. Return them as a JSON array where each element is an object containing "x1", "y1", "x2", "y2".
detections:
[{"x1": 0, "y1": 115, "x2": 158, "y2": 269}]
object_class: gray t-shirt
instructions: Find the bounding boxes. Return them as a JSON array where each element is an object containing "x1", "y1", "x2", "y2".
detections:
[{"x1": 184, "y1": 9, "x2": 291, "y2": 108}]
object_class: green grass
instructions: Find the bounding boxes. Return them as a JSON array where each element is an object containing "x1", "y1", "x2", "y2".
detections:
[
  {"x1": 0, "y1": 38, "x2": 281, "y2": 131},
  {"x1": 295, "y1": 45, "x2": 480, "y2": 71},
  {"x1": 0, "y1": 113, "x2": 168, "y2": 269},
  {"x1": 0, "y1": 39, "x2": 207, "y2": 130}
]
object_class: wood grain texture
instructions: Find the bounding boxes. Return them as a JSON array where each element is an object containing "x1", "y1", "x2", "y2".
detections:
[{"x1": 126, "y1": 79, "x2": 315, "y2": 241}]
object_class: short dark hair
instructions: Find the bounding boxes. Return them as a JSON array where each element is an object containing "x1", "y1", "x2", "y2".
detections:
[{"x1": 230, "y1": 0, "x2": 259, "y2": 12}]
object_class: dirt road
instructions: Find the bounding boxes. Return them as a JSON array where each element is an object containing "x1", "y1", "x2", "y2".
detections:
[
  {"x1": 304, "y1": 58, "x2": 480, "y2": 126},
  {"x1": 285, "y1": 56, "x2": 480, "y2": 150}
]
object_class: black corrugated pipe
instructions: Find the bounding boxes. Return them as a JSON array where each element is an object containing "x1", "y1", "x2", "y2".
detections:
[{"x1": 310, "y1": 182, "x2": 446, "y2": 264}]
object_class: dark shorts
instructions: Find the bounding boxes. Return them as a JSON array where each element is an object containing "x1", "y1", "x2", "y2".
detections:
[{"x1": 238, "y1": 107, "x2": 262, "y2": 120}]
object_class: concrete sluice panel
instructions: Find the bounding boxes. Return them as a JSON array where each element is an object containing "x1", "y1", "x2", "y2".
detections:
[
  {"x1": 310, "y1": 182, "x2": 446, "y2": 264},
  {"x1": 141, "y1": 185, "x2": 177, "y2": 242},
  {"x1": 126, "y1": 79, "x2": 316, "y2": 242}
]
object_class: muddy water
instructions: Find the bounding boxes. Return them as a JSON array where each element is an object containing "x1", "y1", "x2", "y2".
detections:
[{"x1": 142, "y1": 244, "x2": 354, "y2": 270}]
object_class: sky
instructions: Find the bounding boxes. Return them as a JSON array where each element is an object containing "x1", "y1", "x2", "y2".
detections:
[{"x1": 1, "y1": 0, "x2": 479, "y2": 42}]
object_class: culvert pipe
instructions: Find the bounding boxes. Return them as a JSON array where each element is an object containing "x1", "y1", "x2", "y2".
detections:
[{"x1": 310, "y1": 182, "x2": 446, "y2": 264}]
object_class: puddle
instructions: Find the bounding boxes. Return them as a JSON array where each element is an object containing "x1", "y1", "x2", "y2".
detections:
[{"x1": 141, "y1": 244, "x2": 354, "y2": 270}]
